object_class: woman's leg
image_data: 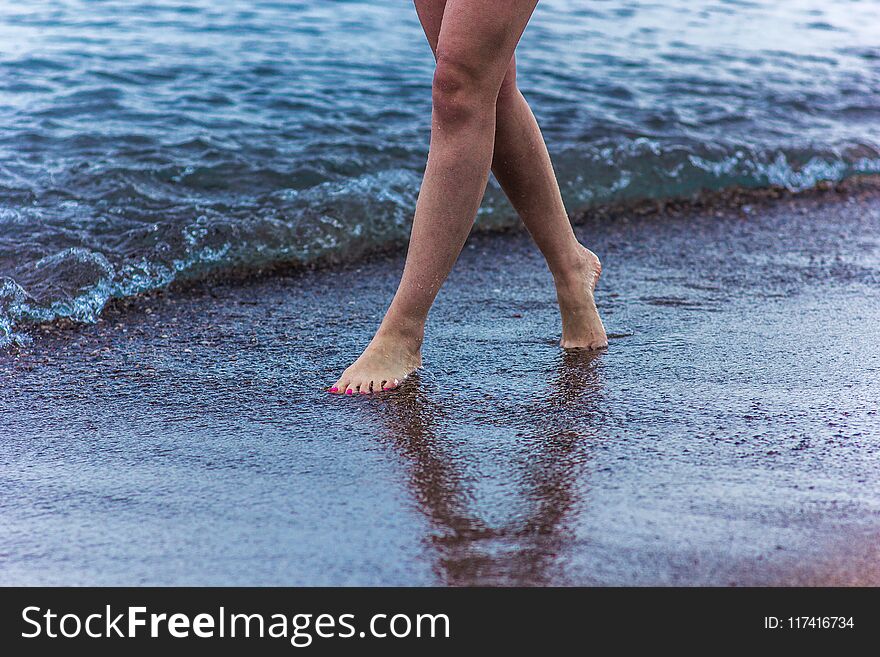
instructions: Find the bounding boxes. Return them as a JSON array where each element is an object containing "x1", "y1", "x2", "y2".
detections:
[
  {"x1": 414, "y1": 0, "x2": 607, "y2": 351},
  {"x1": 492, "y1": 66, "x2": 608, "y2": 350},
  {"x1": 331, "y1": 0, "x2": 540, "y2": 394}
]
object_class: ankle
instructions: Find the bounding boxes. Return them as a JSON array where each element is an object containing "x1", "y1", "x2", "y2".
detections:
[
  {"x1": 550, "y1": 247, "x2": 591, "y2": 287},
  {"x1": 375, "y1": 314, "x2": 425, "y2": 351}
]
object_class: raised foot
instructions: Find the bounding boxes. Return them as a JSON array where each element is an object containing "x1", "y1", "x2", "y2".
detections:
[
  {"x1": 555, "y1": 247, "x2": 608, "y2": 351},
  {"x1": 330, "y1": 332, "x2": 422, "y2": 395}
]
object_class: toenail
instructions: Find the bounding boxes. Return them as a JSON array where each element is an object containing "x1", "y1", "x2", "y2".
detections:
[
  {"x1": 345, "y1": 389, "x2": 353, "y2": 395},
  {"x1": 329, "y1": 387, "x2": 338, "y2": 392}
]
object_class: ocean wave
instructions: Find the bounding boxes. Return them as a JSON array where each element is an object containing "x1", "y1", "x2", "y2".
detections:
[
  {"x1": 2, "y1": 142, "x2": 879, "y2": 348},
  {"x1": 3, "y1": 0, "x2": 880, "y2": 346}
]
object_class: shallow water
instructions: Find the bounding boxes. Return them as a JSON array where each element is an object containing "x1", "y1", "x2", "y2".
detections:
[
  {"x1": 2, "y1": 0, "x2": 880, "y2": 344},
  {"x1": 1, "y1": 191, "x2": 879, "y2": 585}
]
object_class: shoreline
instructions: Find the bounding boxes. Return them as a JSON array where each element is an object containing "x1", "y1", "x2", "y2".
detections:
[
  {"x1": 2, "y1": 185, "x2": 879, "y2": 585},
  {"x1": 6, "y1": 175, "x2": 880, "y2": 350}
]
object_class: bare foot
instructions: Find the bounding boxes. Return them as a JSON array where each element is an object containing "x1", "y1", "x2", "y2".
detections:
[
  {"x1": 554, "y1": 247, "x2": 608, "y2": 350},
  {"x1": 330, "y1": 329, "x2": 422, "y2": 395}
]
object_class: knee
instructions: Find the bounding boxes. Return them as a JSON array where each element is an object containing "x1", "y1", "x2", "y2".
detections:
[{"x1": 431, "y1": 53, "x2": 494, "y2": 127}]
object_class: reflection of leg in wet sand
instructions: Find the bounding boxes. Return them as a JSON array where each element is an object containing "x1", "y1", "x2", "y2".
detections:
[{"x1": 371, "y1": 352, "x2": 604, "y2": 585}]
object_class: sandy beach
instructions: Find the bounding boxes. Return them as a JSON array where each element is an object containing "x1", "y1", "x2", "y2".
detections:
[{"x1": 2, "y1": 184, "x2": 879, "y2": 586}]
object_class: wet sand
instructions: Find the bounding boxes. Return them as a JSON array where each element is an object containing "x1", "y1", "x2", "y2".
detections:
[{"x1": 2, "y1": 186, "x2": 880, "y2": 586}]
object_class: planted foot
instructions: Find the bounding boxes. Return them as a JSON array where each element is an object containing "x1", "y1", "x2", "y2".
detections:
[{"x1": 330, "y1": 329, "x2": 422, "y2": 395}]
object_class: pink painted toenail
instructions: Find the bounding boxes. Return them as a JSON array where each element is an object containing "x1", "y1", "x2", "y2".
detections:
[
  {"x1": 345, "y1": 389, "x2": 353, "y2": 395},
  {"x1": 329, "y1": 387, "x2": 338, "y2": 392}
]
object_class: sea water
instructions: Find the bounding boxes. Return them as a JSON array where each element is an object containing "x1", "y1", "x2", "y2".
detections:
[{"x1": 1, "y1": 0, "x2": 879, "y2": 345}]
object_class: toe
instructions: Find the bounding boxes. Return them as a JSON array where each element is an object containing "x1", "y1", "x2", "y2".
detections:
[
  {"x1": 382, "y1": 377, "x2": 400, "y2": 391},
  {"x1": 331, "y1": 378, "x2": 349, "y2": 394}
]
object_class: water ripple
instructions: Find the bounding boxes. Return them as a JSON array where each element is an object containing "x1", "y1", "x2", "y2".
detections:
[{"x1": 1, "y1": 0, "x2": 879, "y2": 345}]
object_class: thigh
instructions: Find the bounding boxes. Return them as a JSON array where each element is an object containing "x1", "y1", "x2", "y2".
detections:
[
  {"x1": 435, "y1": 0, "x2": 536, "y2": 86},
  {"x1": 415, "y1": 0, "x2": 519, "y2": 84},
  {"x1": 413, "y1": 0, "x2": 447, "y2": 54}
]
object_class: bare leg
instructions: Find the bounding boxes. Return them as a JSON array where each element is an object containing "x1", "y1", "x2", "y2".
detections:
[
  {"x1": 492, "y1": 64, "x2": 607, "y2": 349},
  {"x1": 331, "y1": 0, "x2": 540, "y2": 394},
  {"x1": 414, "y1": 0, "x2": 607, "y2": 350}
]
